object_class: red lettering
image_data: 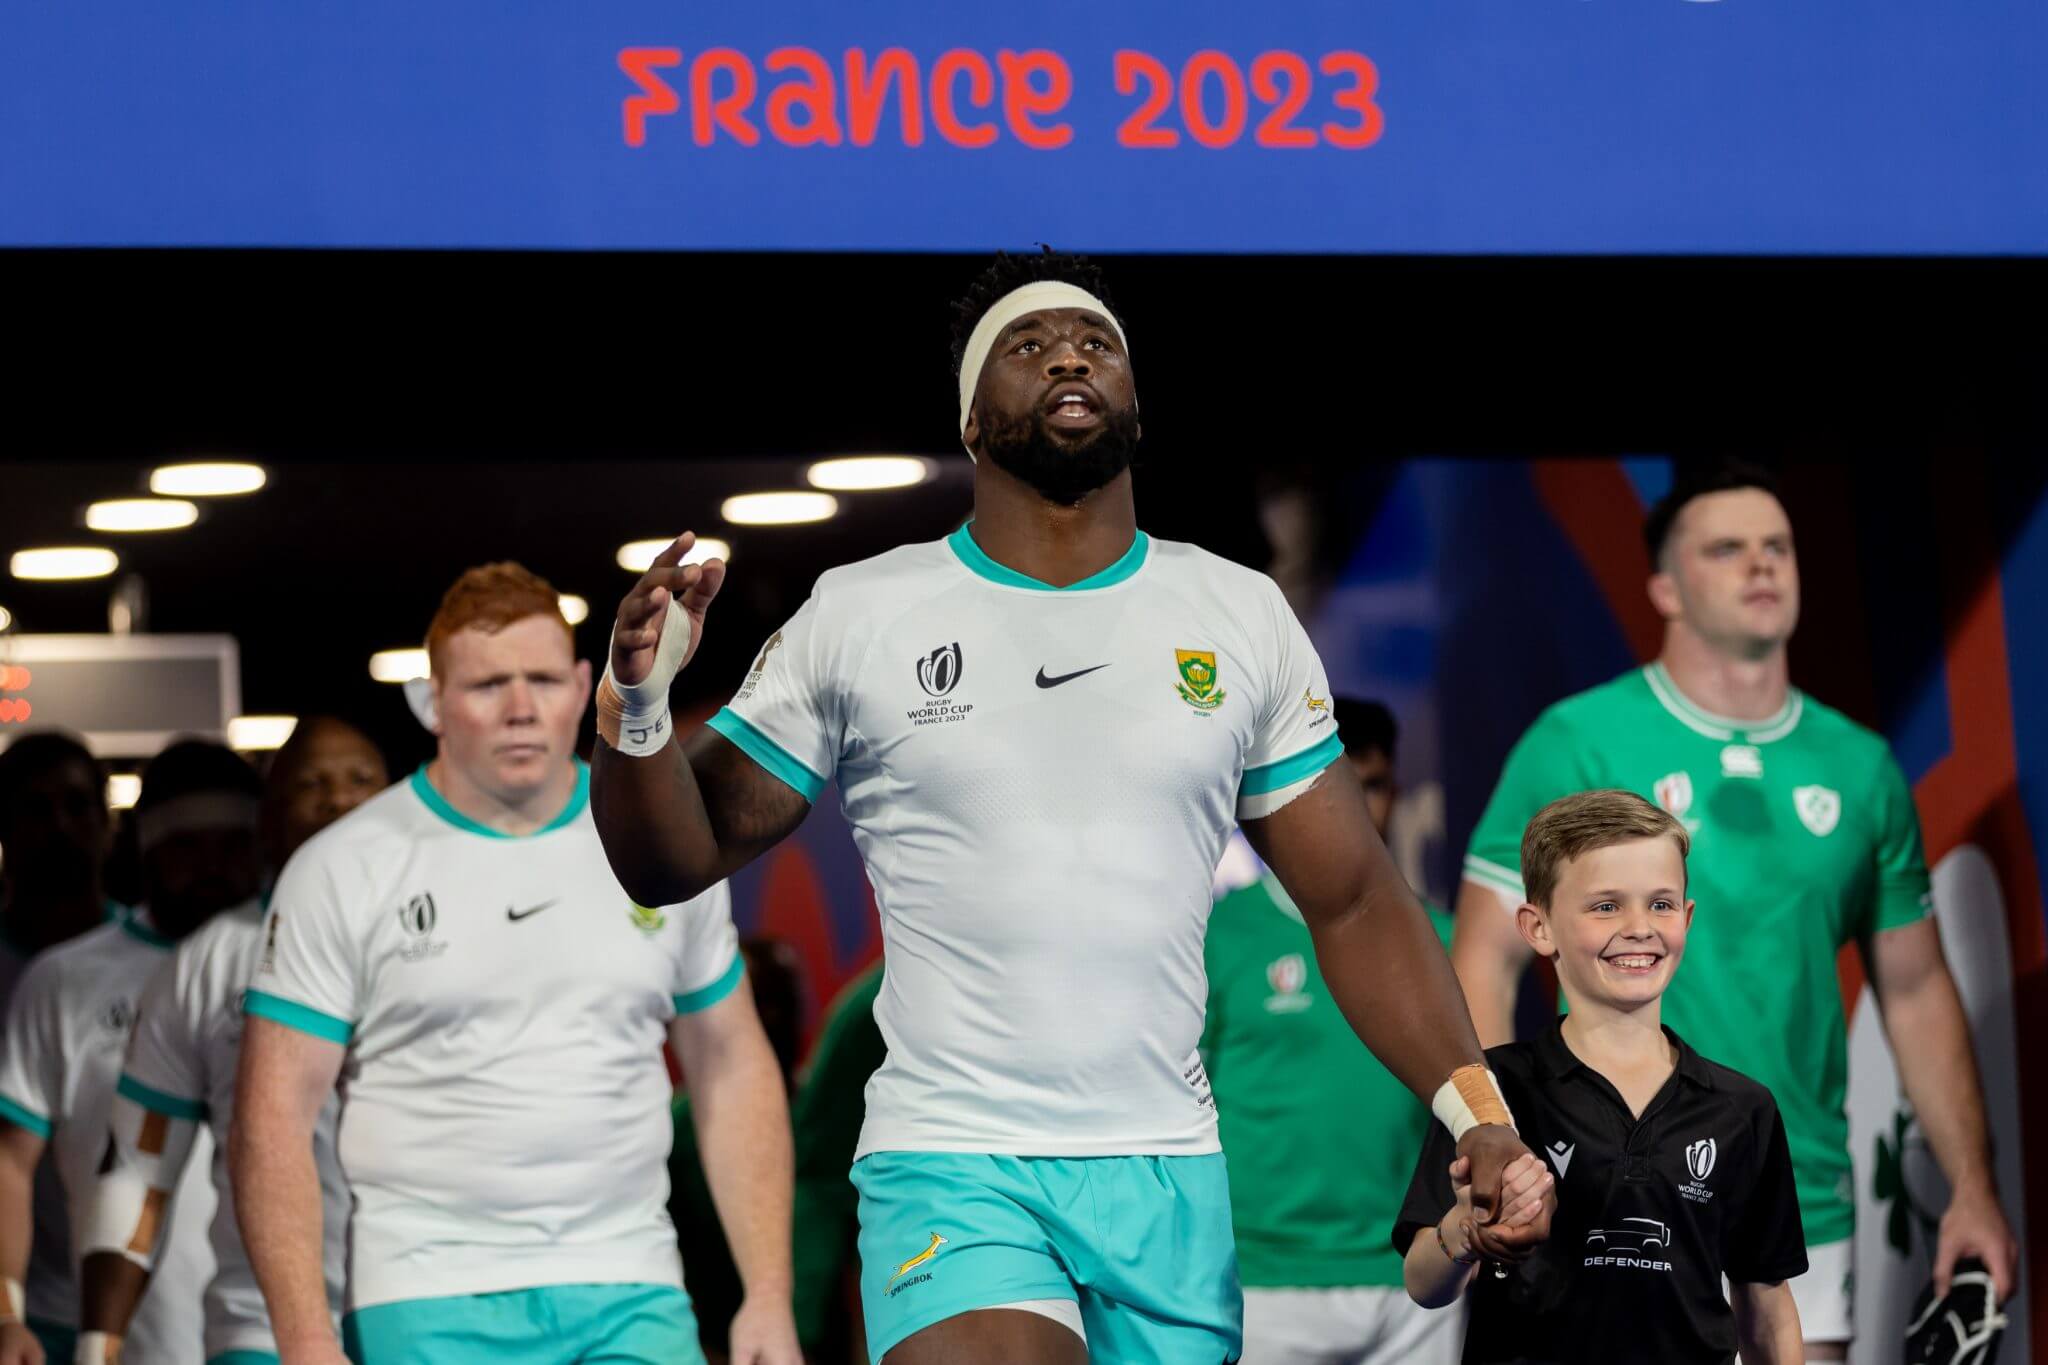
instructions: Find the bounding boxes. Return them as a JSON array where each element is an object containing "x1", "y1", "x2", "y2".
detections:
[
  {"x1": 931, "y1": 49, "x2": 998, "y2": 148},
  {"x1": 691, "y1": 48, "x2": 760, "y2": 147},
  {"x1": 997, "y1": 49, "x2": 1073, "y2": 150},
  {"x1": 1319, "y1": 51, "x2": 1384, "y2": 149},
  {"x1": 1251, "y1": 51, "x2": 1316, "y2": 148},
  {"x1": 1114, "y1": 50, "x2": 1178, "y2": 148},
  {"x1": 846, "y1": 47, "x2": 924, "y2": 147},
  {"x1": 618, "y1": 47, "x2": 682, "y2": 148},
  {"x1": 1179, "y1": 51, "x2": 1246, "y2": 149},
  {"x1": 765, "y1": 47, "x2": 842, "y2": 146}
]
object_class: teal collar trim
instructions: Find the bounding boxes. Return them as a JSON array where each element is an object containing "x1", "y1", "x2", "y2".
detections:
[
  {"x1": 119, "y1": 909, "x2": 175, "y2": 950},
  {"x1": 947, "y1": 522, "x2": 1150, "y2": 592},
  {"x1": 409, "y1": 761, "x2": 589, "y2": 839}
]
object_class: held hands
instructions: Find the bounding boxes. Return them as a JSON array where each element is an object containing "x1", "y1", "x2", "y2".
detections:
[
  {"x1": 0, "y1": 1320, "x2": 43, "y2": 1365},
  {"x1": 1455, "y1": 1125, "x2": 1556, "y2": 1263},
  {"x1": 610, "y1": 532, "x2": 727, "y2": 689}
]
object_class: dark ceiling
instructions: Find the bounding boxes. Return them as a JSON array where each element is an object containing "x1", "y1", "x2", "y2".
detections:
[{"x1": 4, "y1": 248, "x2": 2040, "y2": 768}]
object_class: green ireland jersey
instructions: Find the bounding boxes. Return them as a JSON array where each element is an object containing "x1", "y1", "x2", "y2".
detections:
[
  {"x1": 1462, "y1": 663, "x2": 1931, "y2": 1247},
  {"x1": 1201, "y1": 874, "x2": 1454, "y2": 1288}
]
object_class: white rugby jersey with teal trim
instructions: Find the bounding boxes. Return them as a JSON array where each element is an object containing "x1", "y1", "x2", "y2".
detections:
[
  {"x1": 0, "y1": 913, "x2": 216, "y2": 1361},
  {"x1": 709, "y1": 525, "x2": 1343, "y2": 1158},
  {"x1": 117, "y1": 902, "x2": 347, "y2": 1359},
  {"x1": 246, "y1": 764, "x2": 742, "y2": 1312}
]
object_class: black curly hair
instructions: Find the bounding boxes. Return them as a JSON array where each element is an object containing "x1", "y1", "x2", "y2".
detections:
[{"x1": 949, "y1": 246, "x2": 1123, "y2": 380}]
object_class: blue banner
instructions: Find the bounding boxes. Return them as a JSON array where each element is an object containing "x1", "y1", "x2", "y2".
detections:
[{"x1": 5, "y1": 2, "x2": 2041, "y2": 253}]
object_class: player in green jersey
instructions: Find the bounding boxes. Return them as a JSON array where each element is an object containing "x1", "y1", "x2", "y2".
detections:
[
  {"x1": 1203, "y1": 699, "x2": 1464, "y2": 1364},
  {"x1": 1450, "y1": 461, "x2": 2017, "y2": 1358}
]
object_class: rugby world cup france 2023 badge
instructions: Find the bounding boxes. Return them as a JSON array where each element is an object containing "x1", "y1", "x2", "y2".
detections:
[
  {"x1": 907, "y1": 642, "x2": 974, "y2": 726},
  {"x1": 397, "y1": 892, "x2": 447, "y2": 962}
]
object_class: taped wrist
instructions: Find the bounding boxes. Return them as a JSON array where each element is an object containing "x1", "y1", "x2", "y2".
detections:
[
  {"x1": 1432, "y1": 1064, "x2": 1515, "y2": 1141},
  {"x1": 83, "y1": 1089, "x2": 200, "y2": 1273},
  {"x1": 597, "y1": 598, "x2": 692, "y2": 756},
  {"x1": 2, "y1": 1274, "x2": 20, "y2": 1322},
  {"x1": 76, "y1": 1330, "x2": 122, "y2": 1364}
]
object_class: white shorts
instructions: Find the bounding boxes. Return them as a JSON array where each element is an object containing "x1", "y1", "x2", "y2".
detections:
[
  {"x1": 1788, "y1": 1238, "x2": 1854, "y2": 1344},
  {"x1": 1240, "y1": 1285, "x2": 1463, "y2": 1365}
]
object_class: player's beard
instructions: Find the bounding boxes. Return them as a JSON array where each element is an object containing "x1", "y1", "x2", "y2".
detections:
[{"x1": 980, "y1": 406, "x2": 1140, "y2": 506}]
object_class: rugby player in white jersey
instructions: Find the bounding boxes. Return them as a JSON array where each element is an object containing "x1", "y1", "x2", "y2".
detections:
[
  {"x1": 590, "y1": 251, "x2": 1554, "y2": 1365},
  {"x1": 71, "y1": 718, "x2": 388, "y2": 1365},
  {"x1": 0, "y1": 740, "x2": 263, "y2": 1364},
  {"x1": 231, "y1": 565, "x2": 800, "y2": 1365}
]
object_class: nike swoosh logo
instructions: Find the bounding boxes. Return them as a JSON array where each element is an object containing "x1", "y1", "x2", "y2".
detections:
[
  {"x1": 505, "y1": 900, "x2": 558, "y2": 922},
  {"x1": 1035, "y1": 664, "x2": 1110, "y2": 689}
]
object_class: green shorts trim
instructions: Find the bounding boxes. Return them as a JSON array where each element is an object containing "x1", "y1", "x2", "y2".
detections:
[
  {"x1": 342, "y1": 1283, "x2": 702, "y2": 1365},
  {"x1": 853, "y1": 1151, "x2": 1242, "y2": 1364}
]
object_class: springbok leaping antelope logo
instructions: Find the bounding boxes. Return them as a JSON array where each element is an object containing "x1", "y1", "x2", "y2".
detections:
[{"x1": 891, "y1": 1232, "x2": 948, "y2": 1283}]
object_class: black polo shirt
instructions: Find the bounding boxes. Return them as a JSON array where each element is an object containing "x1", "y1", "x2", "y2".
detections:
[{"x1": 1394, "y1": 1024, "x2": 1806, "y2": 1365}]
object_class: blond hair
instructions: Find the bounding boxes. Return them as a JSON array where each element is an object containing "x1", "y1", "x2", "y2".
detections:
[
  {"x1": 1520, "y1": 789, "x2": 1689, "y2": 908},
  {"x1": 424, "y1": 562, "x2": 572, "y2": 674}
]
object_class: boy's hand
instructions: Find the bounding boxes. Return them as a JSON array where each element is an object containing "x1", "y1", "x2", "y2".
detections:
[{"x1": 1458, "y1": 1124, "x2": 1555, "y2": 1260}]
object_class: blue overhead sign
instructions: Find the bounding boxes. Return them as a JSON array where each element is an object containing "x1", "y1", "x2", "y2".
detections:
[{"x1": 3, "y1": 2, "x2": 2042, "y2": 254}]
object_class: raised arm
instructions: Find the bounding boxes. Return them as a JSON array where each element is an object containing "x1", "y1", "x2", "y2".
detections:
[
  {"x1": 590, "y1": 533, "x2": 810, "y2": 905},
  {"x1": 230, "y1": 1019, "x2": 345, "y2": 1365},
  {"x1": 1243, "y1": 768, "x2": 1550, "y2": 1257}
]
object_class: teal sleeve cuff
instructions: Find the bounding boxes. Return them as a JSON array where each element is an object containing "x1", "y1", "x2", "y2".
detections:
[
  {"x1": 0, "y1": 1092, "x2": 52, "y2": 1140},
  {"x1": 1241, "y1": 732, "x2": 1345, "y2": 796},
  {"x1": 706, "y1": 707, "x2": 828, "y2": 802},
  {"x1": 117, "y1": 1073, "x2": 209, "y2": 1122},
  {"x1": 244, "y1": 990, "x2": 354, "y2": 1045},
  {"x1": 673, "y1": 954, "x2": 746, "y2": 1015}
]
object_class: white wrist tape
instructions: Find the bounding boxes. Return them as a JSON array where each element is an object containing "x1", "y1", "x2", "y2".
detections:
[
  {"x1": 596, "y1": 597, "x2": 692, "y2": 756},
  {"x1": 3, "y1": 1273, "x2": 20, "y2": 1320},
  {"x1": 1432, "y1": 1065, "x2": 1516, "y2": 1141},
  {"x1": 75, "y1": 1330, "x2": 121, "y2": 1364}
]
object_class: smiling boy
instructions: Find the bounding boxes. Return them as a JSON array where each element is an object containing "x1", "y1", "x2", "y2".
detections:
[{"x1": 1397, "y1": 790, "x2": 1807, "y2": 1365}]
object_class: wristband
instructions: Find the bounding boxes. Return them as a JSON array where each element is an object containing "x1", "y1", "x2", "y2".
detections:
[
  {"x1": 2, "y1": 1274, "x2": 19, "y2": 1320},
  {"x1": 597, "y1": 596, "x2": 692, "y2": 756},
  {"x1": 1435, "y1": 1219, "x2": 1479, "y2": 1266},
  {"x1": 76, "y1": 1331, "x2": 122, "y2": 1364},
  {"x1": 1431, "y1": 1064, "x2": 1515, "y2": 1141}
]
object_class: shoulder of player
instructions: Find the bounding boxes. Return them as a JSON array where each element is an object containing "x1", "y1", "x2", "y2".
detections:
[
  {"x1": 809, "y1": 538, "x2": 956, "y2": 606},
  {"x1": 1783, "y1": 690, "x2": 1893, "y2": 762},
  {"x1": 269, "y1": 782, "x2": 420, "y2": 922},
  {"x1": 7, "y1": 918, "x2": 131, "y2": 1009},
  {"x1": 1535, "y1": 669, "x2": 1661, "y2": 736},
  {"x1": 1143, "y1": 537, "x2": 1283, "y2": 604}
]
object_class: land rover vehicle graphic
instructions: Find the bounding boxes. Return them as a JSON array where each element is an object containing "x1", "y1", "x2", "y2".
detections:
[{"x1": 1584, "y1": 1218, "x2": 1670, "y2": 1253}]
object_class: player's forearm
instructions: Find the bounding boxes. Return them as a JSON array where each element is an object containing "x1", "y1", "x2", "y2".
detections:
[
  {"x1": 1732, "y1": 1281, "x2": 1802, "y2": 1364},
  {"x1": 1451, "y1": 879, "x2": 1526, "y2": 1049},
  {"x1": 1310, "y1": 886, "x2": 1487, "y2": 1104},
  {"x1": 690, "y1": 1031, "x2": 796, "y2": 1299},
  {"x1": 78, "y1": 1254, "x2": 149, "y2": 1337},
  {"x1": 0, "y1": 1144, "x2": 35, "y2": 1303},
  {"x1": 1880, "y1": 964, "x2": 1996, "y2": 1193},
  {"x1": 591, "y1": 737, "x2": 726, "y2": 905},
  {"x1": 230, "y1": 1104, "x2": 338, "y2": 1350}
]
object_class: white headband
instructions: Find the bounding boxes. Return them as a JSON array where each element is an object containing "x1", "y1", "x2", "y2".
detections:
[
  {"x1": 956, "y1": 281, "x2": 1129, "y2": 452},
  {"x1": 136, "y1": 792, "x2": 260, "y2": 854}
]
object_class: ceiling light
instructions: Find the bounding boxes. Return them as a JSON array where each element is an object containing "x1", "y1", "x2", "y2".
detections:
[
  {"x1": 228, "y1": 715, "x2": 299, "y2": 751},
  {"x1": 721, "y1": 491, "x2": 838, "y2": 525},
  {"x1": 149, "y1": 462, "x2": 267, "y2": 497},
  {"x1": 85, "y1": 498, "x2": 200, "y2": 533},
  {"x1": 615, "y1": 537, "x2": 733, "y2": 572},
  {"x1": 107, "y1": 774, "x2": 142, "y2": 811},
  {"x1": 806, "y1": 456, "x2": 932, "y2": 491},
  {"x1": 10, "y1": 547, "x2": 120, "y2": 580},
  {"x1": 559, "y1": 594, "x2": 590, "y2": 625},
  {"x1": 369, "y1": 648, "x2": 430, "y2": 683},
  {"x1": 0, "y1": 605, "x2": 11, "y2": 632}
]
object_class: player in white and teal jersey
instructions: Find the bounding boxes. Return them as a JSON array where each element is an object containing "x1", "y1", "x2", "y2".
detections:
[
  {"x1": 1204, "y1": 699, "x2": 1463, "y2": 1365},
  {"x1": 73, "y1": 719, "x2": 387, "y2": 1365},
  {"x1": 231, "y1": 564, "x2": 800, "y2": 1365},
  {"x1": 1450, "y1": 462, "x2": 2018, "y2": 1356},
  {"x1": 0, "y1": 740, "x2": 270, "y2": 1364},
  {"x1": 591, "y1": 251, "x2": 1552, "y2": 1365},
  {"x1": 0, "y1": 731, "x2": 124, "y2": 1360}
]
